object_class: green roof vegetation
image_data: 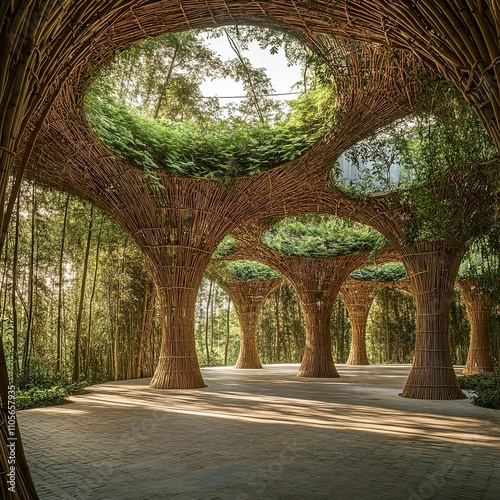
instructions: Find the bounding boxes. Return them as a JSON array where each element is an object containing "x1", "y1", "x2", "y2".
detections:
[
  {"x1": 215, "y1": 261, "x2": 281, "y2": 281},
  {"x1": 350, "y1": 262, "x2": 407, "y2": 282},
  {"x1": 212, "y1": 235, "x2": 238, "y2": 258},
  {"x1": 85, "y1": 28, "x2": 336, "y2": 180},
  {"x1": 262, "y1": 215, "x2": 386, "y2": 258}
]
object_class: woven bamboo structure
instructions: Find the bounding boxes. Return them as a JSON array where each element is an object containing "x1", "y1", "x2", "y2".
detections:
[
  {"x1": 1, "y1": 3, "x2": 498, "y2": 497},
  {"x1": 340, "y1": 280, "x2": 379, "y2": 365},
  {"x1": 228, "y1": 225, "x2": 398, "y2": 378},
  {"x1": 20, "y1": 35, "x2": 425, "y2": 392},
  {"x1": 331, "y1": 167, "x2": 496, "y2": 399},
  {"x1": 456, "y1": 280, "x2": 495, "y2": 375},
  {"x1": 208, "y1": 268, "x2": 282, "y2": 369}
]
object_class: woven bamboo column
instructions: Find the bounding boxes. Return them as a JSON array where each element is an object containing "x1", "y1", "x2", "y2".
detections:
[
  {"x1": 149, "y1": 247, "x2": 210, "y2": 389},
  {"x1": 456, "y1": 280, "x2": 494, "y2": 375},
  {"x1": 299, "y1": 296, "x2": 340, "y2": 377},
  {"x1": 400, "y1": 243, "x2": 466, "y2": 399},
  {"x1": 218, "y1": 278, "x2": 282, "y2": 368},
  {"x1": 233, "y1": 235, "x2": 373, "y2": 377},
  {"x1": 340, "y1": 280, "x2": 378, "y2": 365}
]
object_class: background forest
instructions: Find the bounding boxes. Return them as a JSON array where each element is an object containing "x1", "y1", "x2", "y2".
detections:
[{"x1": 2, "y1": 180, "x2": 498, "y2": 394}]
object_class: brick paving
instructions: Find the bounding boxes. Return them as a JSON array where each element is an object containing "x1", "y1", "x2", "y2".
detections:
[{"x1": 17, "y1": 364, "x2": 500, "y2": 500}]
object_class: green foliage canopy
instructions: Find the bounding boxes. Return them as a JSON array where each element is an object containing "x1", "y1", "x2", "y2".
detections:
[
  {"x1": 262, "y1": 215, "x2": 386, "y2": 258},
  {"x1": 337, "y1": 80, "x2": 496, "y2": 195},
  {"x1": 214, "y1": 261, "x2": 281, "y2": 281},
  {"x1": 85, "y1": 28, "x2": 336, "y2": 180},
  {"x1": 350, "y1": 262, "x2": 407, "y2": 282}
]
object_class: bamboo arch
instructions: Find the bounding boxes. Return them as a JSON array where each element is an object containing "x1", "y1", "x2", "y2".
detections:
[
  {"x1": 227, "y1": 225, "x2": 397, "y2": 378},
  {"x1": 23, "y1": 38, "x2": 424, "y2": 391},
  {"x1": 456, "y1": 280, "x2": 495, "y2": 375},
  {"x1": 1, "y1": 2, "x2": 499, "y2": 497}
]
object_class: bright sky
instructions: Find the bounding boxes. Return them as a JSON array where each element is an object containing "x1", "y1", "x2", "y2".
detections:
[{"x1": 199, "y1": 34, "x2": 303, "y2": 105}]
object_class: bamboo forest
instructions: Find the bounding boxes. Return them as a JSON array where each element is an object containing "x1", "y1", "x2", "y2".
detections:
[{"x1": 1, "y1": 3, "x2": 500, "y2": 500}]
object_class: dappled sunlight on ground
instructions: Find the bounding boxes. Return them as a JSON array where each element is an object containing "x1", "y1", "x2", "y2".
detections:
[{"x1": 19, "y1": 365, "x2": 500, "y2": 500}]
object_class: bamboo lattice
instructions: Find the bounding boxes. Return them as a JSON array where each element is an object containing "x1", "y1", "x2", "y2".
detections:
[{"x1": 1, "y1": 2, "x2": 499, "y2": 497}]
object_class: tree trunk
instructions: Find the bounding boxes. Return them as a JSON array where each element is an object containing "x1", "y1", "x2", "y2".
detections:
[
  {"x1": 74, "y1": 205, "x2": 94, "y2": 383},
  {"x1": 341, "y1": 280, "x2": 378, "y2": 365},
  {"x1": 400, "y1": 244, "x2": 465, "y2": 400},
  {"x1": 204, "y1": 279, "x2": 213, "y2": 365},
  {"x1": 84, "y1": 212, "x2": 103, "y2": 378},
  {"x1": 456, "y1": 280, "x2": 494, "y2": 375},
  {"x1": 21, "y1": 183, "x2": 37, "y2": 386},
  {"x1": 138, "y1": 281, "x2": 157, "y2": 378},
  {"x1": 11, "y1": 196, "x2": 20, "y2": 387},
  {"x1": 274, "y1": 291, "x2": 281, "y2": 363}
]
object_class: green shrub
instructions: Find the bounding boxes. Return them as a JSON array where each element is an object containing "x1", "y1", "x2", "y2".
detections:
[
  {"x1": 220, "y1": 261, "x2": 281, "y2": 281},
  {"x1": 15, "y1": 381, "x2": 90, "y2": 410},
  {"x1": 263, "y1": 215, "x2": 386, "y2": 258},
  {"x1": 471, "y1": 389, "x2": 500, "y2": 410},
  {"x1": 459, "y1": 370, "x2": 500, "y2": 410},
  {"x1": 350, "y1": 262, "x2": 407, "y2": 282},
  {"x1": 458, "y1": 370, "x2": 498, "y2": 391}
]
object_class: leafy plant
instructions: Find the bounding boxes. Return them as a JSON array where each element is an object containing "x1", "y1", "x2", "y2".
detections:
[
  {"x1": 213, "y1": 235, "x2": 238, "y2": 258},
  {"x1": 458, "y1": 370, "x2": 500, "y2": 410},
  {"x1": 336, "y1": 79, "x2": 495, "y2": 195},
  {"x1": 216, "y1": 261, "x2": 281, "y2": 281},
  {"x1": 85, "y1": 27, "x2": 336, "y2": 180},
  {"x1": 15, "y1": 381, "x2": 89, "y2": 410}
]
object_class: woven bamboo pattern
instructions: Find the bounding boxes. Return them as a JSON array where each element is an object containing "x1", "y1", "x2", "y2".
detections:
[
  {"x1": 329, "y1": 168, "x2": 496, "y2": 399},
  {"x1": 456, "y1": 280, "x2": 495, "y2": 375},
  {"x1": 208, "y1": 269, "x2": 283, "y2": 369},
  {"x1": 340, "y1": 280, "x2": 379, "y2": 365},
  {"x1": 1, "y1": 3, "x2": 499, "y2": 497},
  {"x1": 20, "y1": 35, "x2": 425, "y2": 391},
  {"x1": 227, "y1": 225, "x2": 398, "y2": 378}
]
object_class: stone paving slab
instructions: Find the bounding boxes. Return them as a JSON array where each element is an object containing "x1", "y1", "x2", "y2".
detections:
[{"x1": 17, "y1": 364, "x2": 500, "y2": 500}]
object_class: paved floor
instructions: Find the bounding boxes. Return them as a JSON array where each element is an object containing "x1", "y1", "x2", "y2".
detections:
[{"x1": 18, "y1": 364, "x2": 500, "y2": 500}]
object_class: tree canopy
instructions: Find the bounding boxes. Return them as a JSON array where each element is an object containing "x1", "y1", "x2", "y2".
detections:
[{"x1": 337, "y1": 79, "x2": 496, "y2": 195}]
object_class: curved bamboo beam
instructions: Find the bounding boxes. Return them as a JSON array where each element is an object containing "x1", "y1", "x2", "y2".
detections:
[{"x1": 456, "y1": 279, "x2": 495, "y2": 374}]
